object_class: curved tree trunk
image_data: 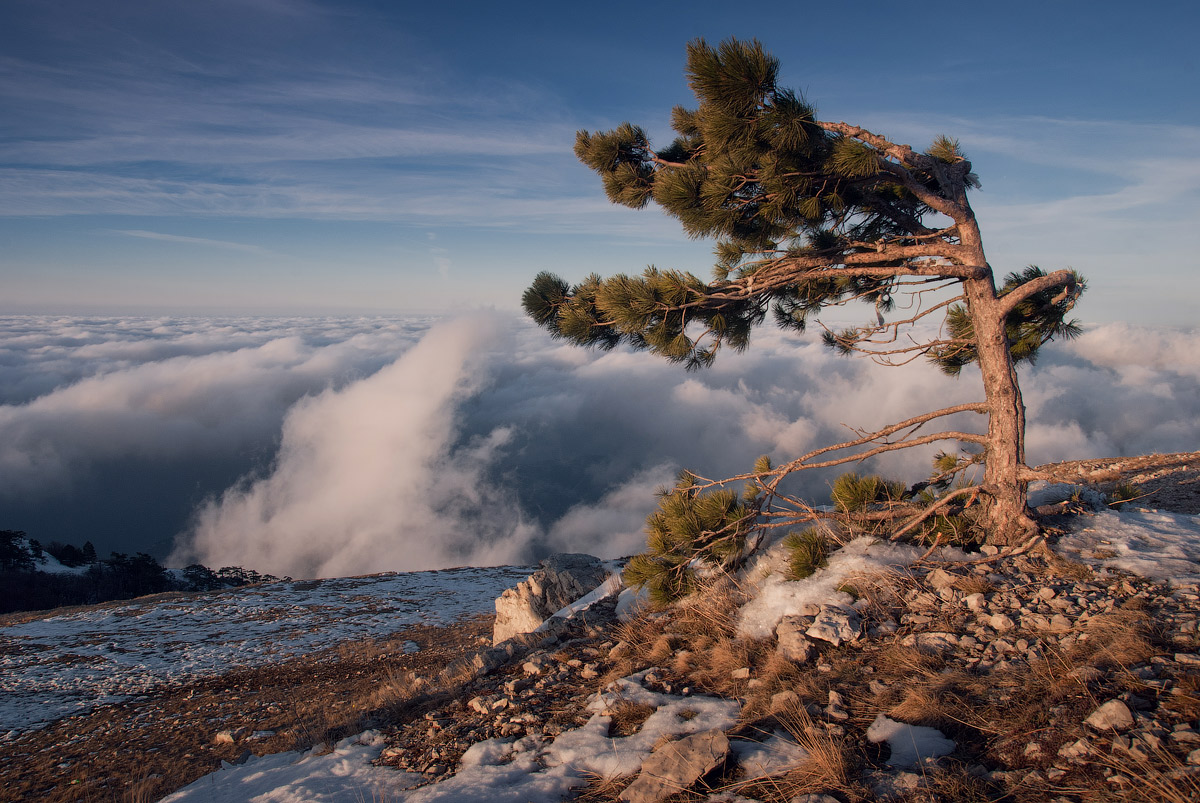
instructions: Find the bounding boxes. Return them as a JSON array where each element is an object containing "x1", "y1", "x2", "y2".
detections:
[{"x1": 958, "y1": 222, "x2": 1036, "y2": 545}]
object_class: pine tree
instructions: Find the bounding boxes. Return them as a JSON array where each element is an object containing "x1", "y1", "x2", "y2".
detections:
[{"x1": 524, "y1": 39, "x2": 1084, "y2": 545}]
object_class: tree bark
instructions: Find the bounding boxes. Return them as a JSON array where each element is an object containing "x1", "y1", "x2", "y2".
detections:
[{"x1": 956, "y1": 222, "x2": 1037, "y2": 545}]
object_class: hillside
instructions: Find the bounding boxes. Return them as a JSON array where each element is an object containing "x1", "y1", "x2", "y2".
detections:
[{"x1": 2, "y1": 454, "x2": 1198, "y2": 802}]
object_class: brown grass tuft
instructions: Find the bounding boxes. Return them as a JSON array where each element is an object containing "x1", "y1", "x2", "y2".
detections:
[
  {"x1": 605, "y1": 699, "x2": 658, "y2": 738},
  {"x1": 1075, "y1": 609, "x2": 1157, "y2": 669},
  {"x1": 758, "y1": 700, "x2": 861, "y2": 799},
  {"x1": 1095, "y1": 743, "x2": 1200, "y2": 803},
  {"x1": 570, "y1": 770, "x2": 638, "y2": 802}
]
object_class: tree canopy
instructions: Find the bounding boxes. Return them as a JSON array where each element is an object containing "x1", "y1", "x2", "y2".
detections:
[{"x1": 524, "y1": 38, "x2": 1084, "y2": 550}]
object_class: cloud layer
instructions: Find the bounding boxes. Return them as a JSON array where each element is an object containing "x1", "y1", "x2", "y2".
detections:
[{"x1": 1, "y1": 313, "x2": 1197, "y2": 577}]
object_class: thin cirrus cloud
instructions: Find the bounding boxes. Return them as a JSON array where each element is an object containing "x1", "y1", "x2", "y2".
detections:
[
  {"x1": 2, "y1": 311, "x2": 1196, "y2": 578},
  {"x1": 112, "y1": 230, "x2": 274, "y2": 254}
]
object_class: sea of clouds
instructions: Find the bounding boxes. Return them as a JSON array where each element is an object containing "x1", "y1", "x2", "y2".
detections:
[{"x1": 1, "y1": 313, "x2": 1197, "y2": 578}]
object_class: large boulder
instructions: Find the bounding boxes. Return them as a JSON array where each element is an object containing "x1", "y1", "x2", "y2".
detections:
[{"x1": 492, "y1": 553, "x2": 610, "y2": 644}]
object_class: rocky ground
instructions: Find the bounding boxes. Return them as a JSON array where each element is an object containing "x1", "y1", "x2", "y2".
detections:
[
  {"x1": 1034, "y1": 451, "x2": 1200, "y2": 515},
  {"x1": 0, "y1": 617, "x2": 495, "y2": 802},
  {"x1": 5, "y1": 452, "x2": 1200, "y2": 802},
  {"x1": 366, "y1": 548, "x2": 1200, "y2": 802}
]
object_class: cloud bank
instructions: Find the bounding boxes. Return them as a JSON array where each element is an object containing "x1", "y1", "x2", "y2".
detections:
[{"x1": 1, "y1": 313, "x2": 1197, "y2": 577}]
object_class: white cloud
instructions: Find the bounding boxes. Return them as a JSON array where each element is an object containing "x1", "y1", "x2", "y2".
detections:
[
  {"x1": 2, "y1": 313, "x2": 1198, "y2": 576},
  {"x1": 174, "y1": 314, "x2": 540, "y2": 577}
]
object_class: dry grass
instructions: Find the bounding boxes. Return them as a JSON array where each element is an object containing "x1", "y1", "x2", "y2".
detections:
[
  {"x1": 1093, "y1": 743, "x2": 1200, "y2": 803},
  {"x1": 603, "y1": 574, "x2": 754, "y2": 693},
  {"x1": 1072, "y1": 608, "x2": 1157, "y2": 670},
  {"x1": 732, "y1": 699, "x2": 864, "y2": 802},
  {"x1": 604, "y1": 699, "x2": 657, "y2": 737},
  {"x1": 570, "y1": 770, "x2": 638, "y2": 802},
  {"x1": 956, "y1": 574, "x2": 995, "y2": 596}
]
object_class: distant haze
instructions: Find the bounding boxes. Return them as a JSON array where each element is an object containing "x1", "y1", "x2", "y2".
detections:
[{"x1": 1, "y1": 313, "x2": 1197, "y2": 578}]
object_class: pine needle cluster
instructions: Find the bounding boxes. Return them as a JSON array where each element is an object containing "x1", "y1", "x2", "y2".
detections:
[
  {"x1": 623, "y1": 471, "x2": 756, "y2": 605},
  {"x1": 783, "y1": 528, "x2": 829, "y2": 580},
  {"x1": 524, "y1": 38, "x2": 970, "y2": 369},
  {"x1": 930, "y1": 266, "x2": 1086, "y2": 376},
  {"x1": 829, "y1": 472, "x2": 906, "y2": 513}
]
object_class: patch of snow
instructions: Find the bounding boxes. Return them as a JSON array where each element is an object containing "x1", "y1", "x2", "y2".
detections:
[
  {"x1": 1055, "y1": 509, "x2": 1200, "y2": 584},
  {"x1": 866, "y1": 714, "x2": 955, "y2": 767},
  {"x1": 1028, "y1": 481, "x2": 1106, "y2": 510},
  {"x1": 159, "y1": 730, "x2": 421, "y2": 802},
  {"x1": 163, "y1": 672, "x2": 740, "y2": 803},
  {"x1": 615, "y1": 584, "x2": 649, "y2": 621},
  {"x1": 736, "y1": 537, "x2": 926, "y2": 638},
  {"x1": 731, "y1": 731, "x2": 808, "y2": 780}
]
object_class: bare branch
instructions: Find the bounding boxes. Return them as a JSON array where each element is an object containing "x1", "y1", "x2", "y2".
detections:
[
  {"x1": 996, "y1": 269, "x2": 1079, "y2": 317},
  {"x1": 889, "y1": 486, "x2": 981, "y2": 541},
  {"x1": 769, "y1": 403, "x2": 988, "y2": 476}
]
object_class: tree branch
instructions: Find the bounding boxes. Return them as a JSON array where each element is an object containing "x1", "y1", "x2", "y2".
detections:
[{"x1": 996, "y1": 269, "x2": 1079, "y2": 317}]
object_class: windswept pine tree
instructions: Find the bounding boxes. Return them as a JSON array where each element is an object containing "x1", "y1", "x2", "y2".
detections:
[{"x1": 524, "y1": 38, "x2": 1084, "y2": 548}]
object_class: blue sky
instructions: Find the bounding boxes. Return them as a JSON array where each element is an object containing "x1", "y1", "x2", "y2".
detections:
[{"x1": 1, "y1": 0, "x2": 1197, "y2": 323}]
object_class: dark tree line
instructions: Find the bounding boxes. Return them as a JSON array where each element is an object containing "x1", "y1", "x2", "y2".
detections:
[{"x1": 0, "y1": 530, "x2": 284, "y2": 614}]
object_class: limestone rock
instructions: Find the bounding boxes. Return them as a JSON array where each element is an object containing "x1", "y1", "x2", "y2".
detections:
[
  {"x1": 776, "y1": 616, "x2": 818, "y2": 662},
  {"x1": 989, "y1": 613, "x2": 1016, "y2": 632},
  {"x1": 620, "y1": 729, "x2": 730, "y2": 803},
  {"x1": 926, "y1": 567, "x2": 956, "y2": 591},
  {"x1": 493, "y1": 553, "x2": 610, "y2": 644},
  {"x1": 901, "y1": 632, "x2": 960, "y2": 655},
  {"x1": 1084, "y1": 699, "x2": 1134, "y2": 732},
  {"x1": 805, "y1": 604, "x2": 861, "y2": 646}
]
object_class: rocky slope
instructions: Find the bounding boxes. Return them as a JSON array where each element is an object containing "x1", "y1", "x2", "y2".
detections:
[{"x1": 7, "y1": 453, "x2": 1200, "y2": 802}]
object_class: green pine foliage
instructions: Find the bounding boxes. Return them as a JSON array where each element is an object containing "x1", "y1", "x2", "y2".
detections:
[
  {"x1": 783, "y1": 528, "x2": 829, "y2": 580},
  {"x1": 930, "y1": 266, "x2": 1086, "y2": 376},
  {"x1": 525, "y1": 39, "x2": 1083, "y2": 376},
  {"x1": 622, "y1": 471, "x2": 755, "y2": 605},
  {"x1": 524, "y1": 38, "x2": 942, "y2": 369},
  {"x1": 830, "y1": 472, "x2": 906, "y2": 513}
]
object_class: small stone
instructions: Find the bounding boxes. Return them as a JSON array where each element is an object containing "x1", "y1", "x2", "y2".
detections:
[
  {"x1": 806, "y1": 604, "x2": 861, "y2": 646},
  {"x1": 1170, "y1": 729, "x2": 1200, "y2": 744},
  {"x1": 927, "y1": 568, "x2": 956, "y2": 590},
  {"x1": 1085, "y1": 699, "x2": 1134, "y2": 732},
  {"x1": 900, "y1": 632, "x2": 959, "y2": 655},
  {"x1": 609, "y1": 640, "x2": 633, "y2": 659},
  {"x1": 1188, "y1": 748, "x2": 1200, "y2": 766},
  {"x1": 989, "y1": 613, "x2": 1016, "y2": 632},
  {"x1": 965, "y1": 593, "x2": 986, "y2": 611},
  {"x1": 730, "y1": 667, "x2": 751, "y2": 680},
  {"x1": 1049, "y1": 613, "x2": 1072, "y2": 632},
  {"x1": 1057, "y1": 737, "x2": 1095, "y2": 759},
  {"x1": 771, "y1": 690, "x2": 801, "y2": 712},
  {"x1": 776, "y1": 617, "x2": 818, "y2": 663}
]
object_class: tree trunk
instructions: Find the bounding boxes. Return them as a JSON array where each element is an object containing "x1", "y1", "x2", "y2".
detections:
[
  {"x1": 956, "y1": 205, "x2": 1037, "y2": 544},
  {"x1": 962, "y1": 276, "x2": 1035, "y2": 544}
]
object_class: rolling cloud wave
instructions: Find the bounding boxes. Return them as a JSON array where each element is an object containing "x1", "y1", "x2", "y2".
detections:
[{"x1": 0, "y1": 313, "x2": 1196, "y2": 577}]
